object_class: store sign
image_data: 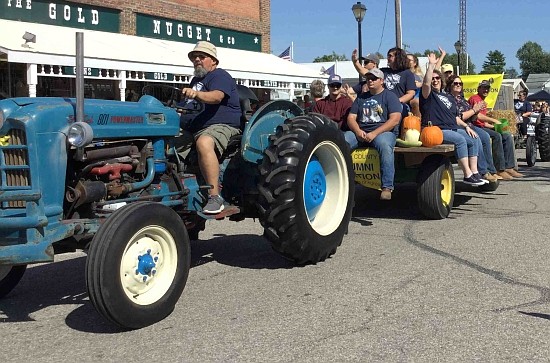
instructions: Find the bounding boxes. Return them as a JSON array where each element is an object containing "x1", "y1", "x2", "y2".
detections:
[
  {"x1": 144, "y1": 72, "x2": 175, "y2": 82},
  {"x1": 262, "y1": 80, "x2": 278, "y2": 88},
  {"x1": 2, "y1": 0, "x2": 120, "y2": 32},
  {"x1": 136, "y1": 13, "x2": 261, "y2": 52},
  {"x1": 62, "y1": 66, "x2": 100, "y2": 77}
]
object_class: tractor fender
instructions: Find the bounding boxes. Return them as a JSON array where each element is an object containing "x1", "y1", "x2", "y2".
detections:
[{"x1": 241, "y1": 100, "x2": 303, "y2": 164}]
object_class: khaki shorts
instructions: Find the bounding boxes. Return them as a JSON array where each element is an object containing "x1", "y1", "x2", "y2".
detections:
[{"x1": 172, "y1": 124, "x2": 242, "y2": 159}]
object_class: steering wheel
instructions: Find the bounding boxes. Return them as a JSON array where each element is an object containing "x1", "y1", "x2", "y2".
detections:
[{"x1": 175, "y1": 97, "x2": 205, "y2": 115}]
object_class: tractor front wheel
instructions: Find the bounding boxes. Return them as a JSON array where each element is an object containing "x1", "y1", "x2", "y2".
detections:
[
  {"x1": 86, "y1": 202, "x2": 190, "y2": 329},
  {"x1": 526, "y1": 136, "x2": 537, "y2": 167},
  {"x1": 0, "y1": 265, "x2": 26, "y2": 298}
]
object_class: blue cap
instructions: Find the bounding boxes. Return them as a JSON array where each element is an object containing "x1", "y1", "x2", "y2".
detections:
[{"x1": 328, "y1": 74, "x2": 342, "y2": 84}]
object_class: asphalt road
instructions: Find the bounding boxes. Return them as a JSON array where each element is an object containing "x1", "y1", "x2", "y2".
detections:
[{"x1": 1, "y1": 150, "x2": 549, "y2": 362}]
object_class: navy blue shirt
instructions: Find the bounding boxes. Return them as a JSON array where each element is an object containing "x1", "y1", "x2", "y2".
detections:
[
  {"x1": 349, "y1": 89, "x2": 402, "y2": 133},
  {"x1": 514, "y1": 99, "x2": 533, "y2": 123},
  {"x1": 420, "y1": 89, "x2": 459, "y2": 130},
  {"x1": 353, "y1": 68, "x2": 416, "y2": 102},
  {"x1": 184, "y1": 68, "x2": 241, "y2": 132},
  {"x1": 380, "y1": 68, "x2": 416, "y2": 99}
]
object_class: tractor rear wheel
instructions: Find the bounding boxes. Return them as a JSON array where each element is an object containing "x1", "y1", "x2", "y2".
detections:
[
  {"x1": 536, "y1": 116, "x2": 550, "y2": 162},
  {"x1": 257, "y1": 113, "x2": 354, "y2": 264}
]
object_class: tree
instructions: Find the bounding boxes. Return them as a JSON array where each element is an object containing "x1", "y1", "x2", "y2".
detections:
[
  {"x1": 481, "y1": 50, "x2": 506, "y2": 74},
  {"x1": 313, "y1": 52, "x2": 348, "y2": 63},
  {"x1": 504, "y1": 67, "x2": 519, "y2": 79},
  {"x1": 516, "y1": 41, "x2": 550, "y2": 78}
]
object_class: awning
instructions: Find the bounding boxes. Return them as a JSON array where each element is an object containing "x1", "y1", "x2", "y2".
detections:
[{"x1": 0, "y1": 19, "x2": 325, "y2": 86}]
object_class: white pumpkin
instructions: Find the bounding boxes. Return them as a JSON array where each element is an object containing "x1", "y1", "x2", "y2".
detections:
[{"x1": 404, "y1": 128, "x2": 421, "y2": 143}]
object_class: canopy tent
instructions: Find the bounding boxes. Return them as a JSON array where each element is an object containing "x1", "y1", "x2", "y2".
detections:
[{"x1": 526, "y1": 90, "x2": 550, "y2": 102}]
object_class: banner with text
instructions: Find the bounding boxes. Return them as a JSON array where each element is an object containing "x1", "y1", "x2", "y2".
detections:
[{"x1": 460, "y1": 74, "x2": 504, "y2": 109}]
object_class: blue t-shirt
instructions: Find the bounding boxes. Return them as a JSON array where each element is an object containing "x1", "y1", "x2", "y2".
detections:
[
  {"x1": 380, "y1": 68, "x2": 416, "y2": 99},
  {"x1": 184, "y1": 68, "x2": 241, "y2": 132},
  {"x1": 349, "y1": 89, "x2": 402, "y2": 133},
  {"x1": 514, "y1": 99, "x2": 533, "y2": 123},
  {"x1": 419, "y1": 90, "x2": 459, "y2": 130}
]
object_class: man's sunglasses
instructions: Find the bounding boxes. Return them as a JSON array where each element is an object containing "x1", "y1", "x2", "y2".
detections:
[{"x1": 328, "y1": 83, "x2": 341, "y2": 88}]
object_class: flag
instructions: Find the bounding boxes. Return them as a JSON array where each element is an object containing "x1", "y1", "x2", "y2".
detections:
[
  {"x1": 278, "y1": 45, "x2": 292, "y2": 61},
  {"x1": 322, "y1": 64, "x2": 335, "y2": 77}
]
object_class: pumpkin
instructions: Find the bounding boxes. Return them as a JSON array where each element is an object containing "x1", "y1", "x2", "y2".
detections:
[
  {"x1": 420, "y1": 121, "x2": 443, "y2": 147},
  {"x1": 401, "y1": 113, "x2": 421, "y2": 139},
  {"x1": 404, "y1": 129, "x2": 421, "y2": 143}
]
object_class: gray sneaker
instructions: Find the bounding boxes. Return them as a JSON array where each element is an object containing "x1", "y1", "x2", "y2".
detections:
[{"x1": 203, "y1": 195, "x2": 225, "y2": 214}]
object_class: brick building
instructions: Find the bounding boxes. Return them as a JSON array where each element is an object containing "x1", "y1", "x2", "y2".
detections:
[{"x1": 0, "y1": 0, "x2": 320, "y2": 101}]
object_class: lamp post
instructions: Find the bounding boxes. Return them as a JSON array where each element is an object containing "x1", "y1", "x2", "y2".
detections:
[
  {"x1": 454, "y1": 40, "x2": 463, "y2": 76},
  {"x1": 352, "y1": 2, "x2": 367, "y2": 82}
]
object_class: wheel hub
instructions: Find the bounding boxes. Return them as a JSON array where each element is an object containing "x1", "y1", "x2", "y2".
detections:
[
  {"x1": 304, "y1": 156, "x2": 326, "y2": 218},
  {"x1": 137, "y1": 249, "x2": 157, "y2": 276}
]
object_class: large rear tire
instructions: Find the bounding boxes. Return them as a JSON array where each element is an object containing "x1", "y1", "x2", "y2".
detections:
[
  {"x1": 536, "y1": 116, "x2": 550, "y2": 162},
  {"x1": 0, "y1": 265, "x2": 26, "y2": 298},
  {"x1": 257, "y1": 113, "x2": 354, "y2": 264},
  {"x1": 526, "y1": 136, "x2": 537, "y2": 167},
  {"x1": 417, "y1": 155, "x2": 455, "y2": 219},
  {"x1": 86, "y1": 202, "x2": 190, "y2": 329}
]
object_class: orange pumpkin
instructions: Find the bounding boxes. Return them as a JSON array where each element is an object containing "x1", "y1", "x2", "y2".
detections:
[
  {"x1": 401, "y1": 113, "x2": 421, "y2": 139},
  {"x1": 420, "y1": 121, "x2": 443, "y2": 147}
]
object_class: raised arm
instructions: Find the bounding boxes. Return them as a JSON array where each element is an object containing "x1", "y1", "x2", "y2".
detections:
[
  {"x1": 435, "y1": 46, "x2": 447, "y2": 71},
  {"x1": 351, "y1": 48, "x2": 368, "y2": 77},
  {"x1": 422, "y1": 53, "x2": 438, "y2": 99}
]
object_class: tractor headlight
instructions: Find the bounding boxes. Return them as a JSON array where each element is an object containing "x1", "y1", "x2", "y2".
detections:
[{"x1": 67, "y1": 122, "x2": 94, "y2": 147}]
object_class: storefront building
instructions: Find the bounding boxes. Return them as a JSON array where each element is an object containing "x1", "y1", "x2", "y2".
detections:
[{"x1": 0, "y1": 0, "x2": 323, "y2": 102}]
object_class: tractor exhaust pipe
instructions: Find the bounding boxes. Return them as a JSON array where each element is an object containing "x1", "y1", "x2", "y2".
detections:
[{"x1": 75, "y1": 32, "x2": 84, "y2": 123}]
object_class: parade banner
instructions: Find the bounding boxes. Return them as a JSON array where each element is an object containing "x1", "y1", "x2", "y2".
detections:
[{"x1": 460, "y1": 74, "x2": 504, "y2": 109}]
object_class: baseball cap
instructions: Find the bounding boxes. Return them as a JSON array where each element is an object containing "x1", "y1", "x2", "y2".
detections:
[
  {"x1": 188, "y1": 41, "x2": 218, "y2": 63},
  {"x1": 367, "y1": 68, "x2": 384, "y2": 79},
  {"x1": 478, "y1": 80, "x2": 491, "y2": 88},
  {"x1": 328, "y1": 74, "x2": 342, "y2": 85},
  {"x1": 362, "y1": 53, "x2": 380, "y2": 64},
  {"x1": 441, "y1": 64, "x2": 454, "y2": 73}
]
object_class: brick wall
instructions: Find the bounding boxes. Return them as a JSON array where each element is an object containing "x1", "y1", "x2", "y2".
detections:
[{"x1": 74, "y1": 0, "x2": 270, "y2": 52}]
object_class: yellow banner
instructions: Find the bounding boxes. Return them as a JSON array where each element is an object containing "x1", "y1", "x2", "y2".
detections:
[
  {"x1": 351, "y1": 148, "x2": 382, "y2": 190},
  {"x1": 460, "y1": 74, "x2": 503, "y2": 109}
]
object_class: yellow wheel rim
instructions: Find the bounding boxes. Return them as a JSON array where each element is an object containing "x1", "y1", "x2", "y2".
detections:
[{"x1": 440, "y1": 168, "x2": 453, "y2": 207}]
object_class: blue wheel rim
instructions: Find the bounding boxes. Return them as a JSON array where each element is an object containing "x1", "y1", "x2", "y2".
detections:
[{"x1": 304, "y1": 156, "x2": 326, "y2": 221}]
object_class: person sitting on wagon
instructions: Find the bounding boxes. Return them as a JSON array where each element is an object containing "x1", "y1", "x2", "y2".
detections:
[
  {"x1": 420, "y1": 52, "x2": 485, "y2": 186},
  {"x1": 312, "y1": 74, "x2": 353, "y2": 130},
  {"x1": 468, "y1": 81, "x2": 523, "y2": 179},
  {"x1": 344, "y1": 68, "x2": 402, "y2": 201},
  {"x1": 445, "y1": 75, "x2": 499, "y2": 182}
]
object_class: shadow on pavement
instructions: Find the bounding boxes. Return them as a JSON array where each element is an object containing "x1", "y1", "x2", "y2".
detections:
[{"x1": 0, "y1": 232, "x2": 293, "y2": 331}]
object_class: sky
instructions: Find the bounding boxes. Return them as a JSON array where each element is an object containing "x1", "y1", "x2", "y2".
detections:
[{"x1": 270, "y1": 0, "x2": 550, "y2": 73}]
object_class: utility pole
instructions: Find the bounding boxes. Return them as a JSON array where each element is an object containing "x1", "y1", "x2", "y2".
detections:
[
  {"x1": 395, "y1": 0, "x2": 402, "y2": 49},
  {"x1": 459, "y1": 0, "x2": 467, "y2": 73}
]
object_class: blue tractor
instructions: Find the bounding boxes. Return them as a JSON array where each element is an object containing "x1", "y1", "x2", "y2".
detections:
[{"x1": 0, "y1": 84, "x2": 354, "y2": 329}]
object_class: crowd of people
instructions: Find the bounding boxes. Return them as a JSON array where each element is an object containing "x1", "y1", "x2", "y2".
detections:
[{"x1": 302, "y1": 46, "x2": 533, "y2": 200}]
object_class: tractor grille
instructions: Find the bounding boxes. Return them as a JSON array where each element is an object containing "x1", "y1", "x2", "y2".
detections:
[{"x1": 1, "y1": 129, "x2": 30, "y2": 208}]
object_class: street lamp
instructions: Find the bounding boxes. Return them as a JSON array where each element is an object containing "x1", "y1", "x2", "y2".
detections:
[
  {"x1": 352, "y1": 2, "x2": 367, "y2": 82},
  {"x1": 454, "y1": 40, "x2": 463, "y2": 76}
]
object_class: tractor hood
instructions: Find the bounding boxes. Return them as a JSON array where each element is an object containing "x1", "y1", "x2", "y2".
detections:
[{"x1": 0, "y1": 96, "x2": 180, "y2": 138}]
